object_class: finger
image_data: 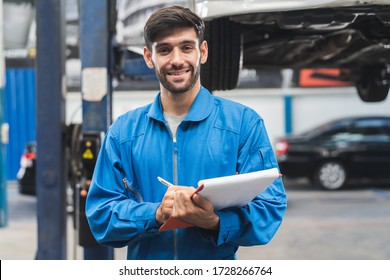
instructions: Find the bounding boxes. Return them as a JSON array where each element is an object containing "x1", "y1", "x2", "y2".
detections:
[
  {"x1": 172, "y1": 191, "x2": 193, "y2": 218},
  {"x1": 174, "y1": 191, "x2": 190, "y2": 208},
  {"x1": 192, "y1": 193, "x2": 213, "y2": 211}
]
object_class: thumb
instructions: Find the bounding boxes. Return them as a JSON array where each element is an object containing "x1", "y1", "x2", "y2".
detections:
[{"x1": 191, "y1": 193, "x2": 202, "y2": 207}]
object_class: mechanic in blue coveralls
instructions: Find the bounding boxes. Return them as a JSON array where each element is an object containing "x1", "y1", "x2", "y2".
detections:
[{"x1": 86, "y1": 5, "x2": 287, "y2": 260}]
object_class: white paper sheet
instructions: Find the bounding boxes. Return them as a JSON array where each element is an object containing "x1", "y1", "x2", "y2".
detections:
[{"x1": 197, "y1": 167, "x2": 280, "y2": 210}]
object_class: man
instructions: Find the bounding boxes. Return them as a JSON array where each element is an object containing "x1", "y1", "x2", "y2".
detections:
[{"x1": 86, "y1": 5, "x2": 287, "y2": 260}]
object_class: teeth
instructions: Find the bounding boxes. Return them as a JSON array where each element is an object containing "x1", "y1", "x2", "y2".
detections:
[{"x1": 168, "y1": 69, "x2": 188, "y2": 75}]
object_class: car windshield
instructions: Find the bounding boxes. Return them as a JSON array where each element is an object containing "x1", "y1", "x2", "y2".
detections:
[{"x1": 298, "y1": 119, "x2": 350, "y2": 139}]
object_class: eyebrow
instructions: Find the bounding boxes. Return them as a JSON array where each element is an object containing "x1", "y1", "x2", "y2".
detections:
[{"x1": 154, "y1": 40, "x2": 198, "y2": 49}]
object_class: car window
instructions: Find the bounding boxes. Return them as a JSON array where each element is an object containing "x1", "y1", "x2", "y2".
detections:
[
  {"x1": 345, "y1": 118, "x2": 390, "y2": 142},
  {"x1": 319, "y1": 118, "x2": 390, "y2": 141},
  {"x1": 302, "y1": 118, "x2": 390, "y2": 141},
  {"x1": 383, "y1": 120, "x2": 390, "y2": 136},
  {"x1": 320, "y1": 128, "x2": 348, "y2": 139},
  {"x1": 351, "y1": 119, "x2": 387, "y2": 136},
  {"x1": 312, "y1": 123, "x2": 350, "y2": 140},
  {"x1": 304, "y1": 120, "x2": 349, "y2": 139}
]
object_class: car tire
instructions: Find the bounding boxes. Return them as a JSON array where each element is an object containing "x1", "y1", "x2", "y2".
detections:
[
  {"x1": 201, "y1": 17, "x2": 242, "y2": 91},
  {"x1": 314, "y1": 160, "x2": 347, "y2": 190},
  {"x1": 355, "y1": 66, "x2": 389, "y2": 102}
]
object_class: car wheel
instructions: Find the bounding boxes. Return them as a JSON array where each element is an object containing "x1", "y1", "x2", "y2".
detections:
[
  {"x1": 355, "y1": 66, "x2": 389, "y2": 102},
  {"x1": 201, "y1": 18, "x2": 242, "y2": 91},
  {"x1": 314, "y1": 161, "x2": 347, "y2": 190}
]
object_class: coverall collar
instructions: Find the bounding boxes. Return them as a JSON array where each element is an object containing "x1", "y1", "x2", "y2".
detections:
[{"x1": 147, "y1": 86, "x2": 214, "y2": 123}]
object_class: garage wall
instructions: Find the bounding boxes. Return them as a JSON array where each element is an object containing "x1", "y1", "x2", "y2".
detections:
[
  {"x1": 66, "y1": 86, "x2": 390, "y2": 147},
  {"x1": 290, "y1": 87, "x2": 390, "y2": 134},
  {"x1": 219, "y1": 87, "x2": 390, "y2": 143}
]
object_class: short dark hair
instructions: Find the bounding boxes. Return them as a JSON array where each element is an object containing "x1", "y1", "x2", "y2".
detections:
[{"x1": 144, "y1": 5, "x2": 205, "y2": 50}]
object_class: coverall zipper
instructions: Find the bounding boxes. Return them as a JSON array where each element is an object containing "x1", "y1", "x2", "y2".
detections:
[
  {"x1": 165, "y1": 122, "x2": 179, "y2": 260},
  {"x1": 172, "y1": 135, "x2": 178, "y2": 260}
]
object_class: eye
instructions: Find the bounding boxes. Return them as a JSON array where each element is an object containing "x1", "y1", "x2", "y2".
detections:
[
  {"x1": 182, "y1": 45, "x2": 194, "y2": 52},
  {"x1": 157, "y1": 47, "x2": 171, "y2": 55}
]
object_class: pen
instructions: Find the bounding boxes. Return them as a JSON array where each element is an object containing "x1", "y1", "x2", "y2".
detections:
[{"x1": 157, "y1": 176, "x2": 174, "y2": 187}]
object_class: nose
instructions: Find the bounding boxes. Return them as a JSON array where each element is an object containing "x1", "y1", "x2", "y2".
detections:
[{"x1": 170, "y1": 48, "x2": 184, "y2": 66}]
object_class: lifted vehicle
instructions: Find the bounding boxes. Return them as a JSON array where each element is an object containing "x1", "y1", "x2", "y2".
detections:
[
  {"x1": 195, "y1": 0, "x2": 390, "y2": 101},
  {"x1": 116, "y1": 0, "x2": 390, "y2": 101}
]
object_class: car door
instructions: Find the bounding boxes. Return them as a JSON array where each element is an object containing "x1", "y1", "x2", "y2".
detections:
[{"x1": 346, "y1": 118, "x2": 390, "y2": 179}]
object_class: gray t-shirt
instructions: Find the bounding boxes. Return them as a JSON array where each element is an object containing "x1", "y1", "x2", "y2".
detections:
[{"x1": 163, "y1": 112, "x2": 186, "y2": 138}]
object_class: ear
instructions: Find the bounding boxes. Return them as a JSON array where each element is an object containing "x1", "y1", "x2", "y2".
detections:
[
  {"x1": 143, "y1": 46, "x2": 155, "y2": 69},
  {"x1": 200, "y1": 40, "x2": 208, "y2": 64}
]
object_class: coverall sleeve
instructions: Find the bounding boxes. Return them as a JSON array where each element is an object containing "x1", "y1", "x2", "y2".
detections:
[
  {"x1": 212, "y1": 113, "x2": 287, "y2": 247},
  {"x1": 85, "y1": 127, "x2": 160, "y2": 248}
]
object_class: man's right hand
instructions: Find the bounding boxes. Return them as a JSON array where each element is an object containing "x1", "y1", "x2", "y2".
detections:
[{"x1": 156, "y1": 185, "x2": 195, "y2": 225}]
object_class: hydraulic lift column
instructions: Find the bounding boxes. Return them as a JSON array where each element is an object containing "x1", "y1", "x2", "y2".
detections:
[
  {"x1": 35, "y1": 0, "x2": 68, "y2": 259},
  {"x1": 79, "y1": 0, "x2": 115, "y2": 259}
]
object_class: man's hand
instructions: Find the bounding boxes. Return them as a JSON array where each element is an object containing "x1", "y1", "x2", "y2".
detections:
[
  {"x1": 156, "y1": 185, "x2": 220, "y2": 231},
  {"x1": 156, "y1": 185, "x2": 195, "y2": 225},
  {"x1": 172, "y1": 187, "x2": 220, "y2": 231}
]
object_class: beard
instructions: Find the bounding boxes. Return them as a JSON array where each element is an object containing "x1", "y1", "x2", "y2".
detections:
[{"x1": 156, "y1": 61, "x2": 201, "y2": 94}]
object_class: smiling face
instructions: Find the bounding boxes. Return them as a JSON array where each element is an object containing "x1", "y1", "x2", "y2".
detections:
[{"x1": 143, "y1": 27, "x2": 208, "y2": 95}]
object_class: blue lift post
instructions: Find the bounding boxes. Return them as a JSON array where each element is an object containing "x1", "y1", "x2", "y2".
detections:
[
  {"x1": 35, "y1": 0, "x2": 68, "y2": 259},
  {"x1": 79, "y1": 0, "x2": 114, "y2": 259},
  {"x1": 282, "y1": 69, "x2": 294, "y2": 135},
  {"x1": 0, "y1": 0, "x2": 6, "y2": 228}
]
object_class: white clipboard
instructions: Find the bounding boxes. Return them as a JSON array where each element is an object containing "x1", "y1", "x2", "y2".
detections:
[{"x1": 197, "y1": 168, "x2": 281, "y2": 210}]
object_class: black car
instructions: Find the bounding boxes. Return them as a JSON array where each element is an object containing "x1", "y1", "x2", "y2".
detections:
[{"x1": 275, "y1": 116, "x2": 390, "y2": 190}]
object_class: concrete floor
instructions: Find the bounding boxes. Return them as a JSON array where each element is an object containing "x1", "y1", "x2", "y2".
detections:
[{"x1": 1, "y1": 179, "x2": 390, "y2": 260}]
